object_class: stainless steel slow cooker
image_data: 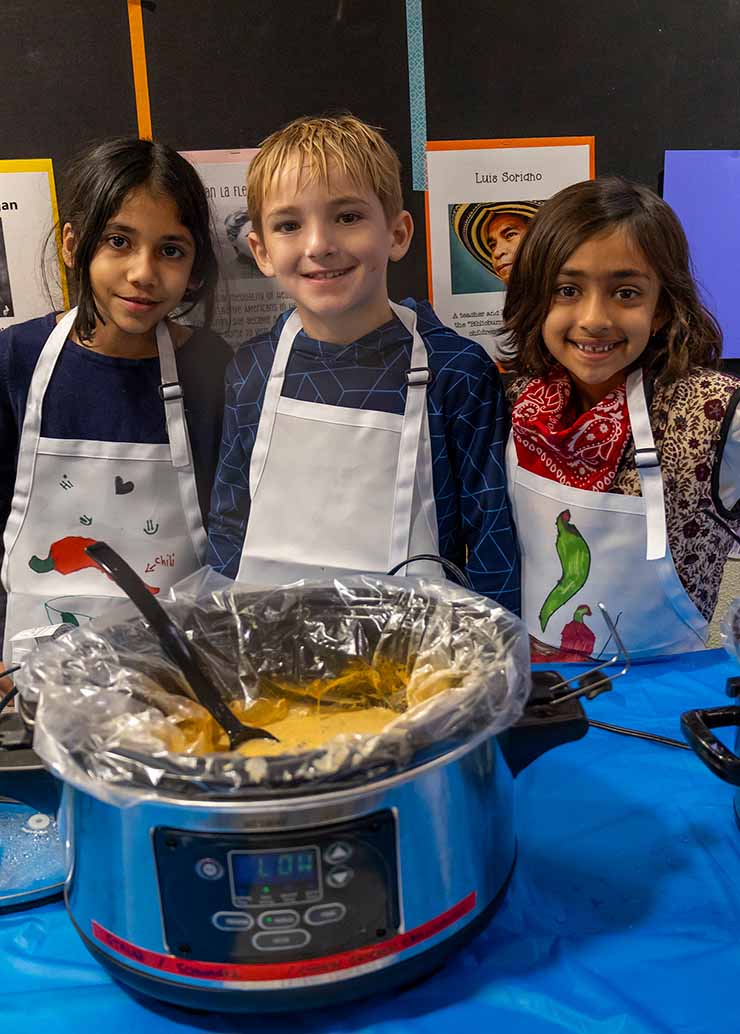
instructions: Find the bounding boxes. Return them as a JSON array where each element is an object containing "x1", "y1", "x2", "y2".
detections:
[
  {"x1": 26, "y1": 575, "x2": 589, "y2": 1012},
  {"x1": 62, "y1": 699, "x2": 582, "y2": 1012}
]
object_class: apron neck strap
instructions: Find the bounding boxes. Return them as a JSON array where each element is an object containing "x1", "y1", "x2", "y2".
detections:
[
  {"x1": 626, "y1": 367, "x2": 667, "y2": 561},
  {"x1": 155, "y1": 321, "x2": 191, "y2": 470},
  {"x1": 386, "y1": 302, "x2": 431, "y2": 569}
]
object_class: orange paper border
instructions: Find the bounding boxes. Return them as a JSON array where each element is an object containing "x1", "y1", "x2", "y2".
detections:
[{"x1": 127, "y1": 1, "x2": 153, "y2": 140}]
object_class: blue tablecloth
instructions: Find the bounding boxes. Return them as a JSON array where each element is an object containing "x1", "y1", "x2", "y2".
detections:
[{"x1": 3, "y1": 649, "x2": 740, "y2": 1034}]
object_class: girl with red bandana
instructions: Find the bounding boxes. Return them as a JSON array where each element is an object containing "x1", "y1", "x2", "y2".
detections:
[{"x1": 502, "y1": 177, "x2": 740, "y2": 662}]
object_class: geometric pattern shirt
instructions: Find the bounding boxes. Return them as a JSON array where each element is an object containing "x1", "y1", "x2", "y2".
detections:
[{"x1": 208, "y1": 299, "x2": 520, "y2": 613}]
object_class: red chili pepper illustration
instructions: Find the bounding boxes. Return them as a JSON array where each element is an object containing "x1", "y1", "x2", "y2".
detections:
[
  {"x1": 529, "y1": 604, "x2": 596, "y2": 664},
  {"x1": 29, "y1": 536, "x2": 159, "y2": 593},
  {"x1": 559, "y1": 604, "x2": 595, "y2": 658}
]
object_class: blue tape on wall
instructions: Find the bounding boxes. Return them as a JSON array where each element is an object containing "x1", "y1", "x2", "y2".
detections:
[{"x1": 405, "y1": 0, "x2": 428, "y2": 191}]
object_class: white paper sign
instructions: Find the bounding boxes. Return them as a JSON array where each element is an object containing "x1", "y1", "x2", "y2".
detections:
[
  {"x1": 0, "y1": 159, "x2": 67, "y2": 330},
  {"x1": 426, "y1": 138, "x2": 594, "y2": 359},
  {"x1": 181, "y1": 149, "x2": 293, "y2": 347}
]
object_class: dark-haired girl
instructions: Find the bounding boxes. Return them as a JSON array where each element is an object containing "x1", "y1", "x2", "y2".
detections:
[
  {"x1": 502, "y1": 176, "x2": 740, "y2": 661},
  {"x1": 0, "y1": 138, "x2": 231, "y2": 658}
]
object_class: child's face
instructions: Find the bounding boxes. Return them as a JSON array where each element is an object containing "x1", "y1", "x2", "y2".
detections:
[
  {"x1": 64, "y1": 186, "x2": 198, "y2": 342},
  {"x1": 542, "y1": 227, "x2": 665, "y2": 407},
  {"x1": 248, "y1": 162, "x2": 413, "y2": 343},
  {"x1": 485, "y1": 213, "x2": 529, "y2": 283}
]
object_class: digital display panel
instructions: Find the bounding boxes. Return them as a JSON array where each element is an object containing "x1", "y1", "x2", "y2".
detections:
[{"x1": 229, "y1": 846, "x2": 321, "y2": 906}]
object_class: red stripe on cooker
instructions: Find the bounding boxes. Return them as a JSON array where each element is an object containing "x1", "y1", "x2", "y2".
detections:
[{"x1": 91, "y1": 891, "x2": 477, "y2": 982}]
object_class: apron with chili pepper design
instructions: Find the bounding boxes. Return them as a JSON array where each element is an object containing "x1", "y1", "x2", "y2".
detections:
[
  {"x1": 1, "y1": 308, "x2": 207, "y2": 659},
  {"x1": 506, "y1": 368, "x2": 708, "y2": 662}
]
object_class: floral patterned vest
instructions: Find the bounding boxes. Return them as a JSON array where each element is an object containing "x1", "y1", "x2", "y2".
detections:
[{"x1": 506, "y1": 369, "x2": 740, "y2": 621}]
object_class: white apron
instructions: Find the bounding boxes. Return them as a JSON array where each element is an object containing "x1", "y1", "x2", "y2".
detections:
[
  {"x1": 506, "y1": 368, "x2": 708, "y2": 661},
  {"x1": 236, "y1": 302, "x2": 440, "y2": 585},
  {"x1": 2, "y1": 308, "x2": 207, "y2": 657}
]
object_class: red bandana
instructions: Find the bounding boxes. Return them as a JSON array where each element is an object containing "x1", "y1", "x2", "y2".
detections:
[{"x1": 511, "y1": 369, "x2": 631, "y2": 491}]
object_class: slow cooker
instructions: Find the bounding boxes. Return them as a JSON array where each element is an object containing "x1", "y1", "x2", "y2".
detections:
[{"x1": 24, "y1": 574, "x2": 590, "y2": 1012}]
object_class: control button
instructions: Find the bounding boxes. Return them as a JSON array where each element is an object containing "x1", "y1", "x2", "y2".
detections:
[
  {"x1": 324, "y1": 841, "x2": 353, "y2": 865},
  {"x1": 305, "y1": 902, "x2": 347, "y2": 926},
  {"x1": 195, "y1": 858, "x2": 224, "y2": 880},
  {"x1": 326, "y1": 865, "x2": 354, "y2": 889},
  {"x1": 258, "y1": 909, "x2": 300, "y2": 930},
  {"x1": 252, "y1": 929, "x2": 311, "y2": 952},
  {"x1": 212, "y1": 911, "x2": 254, "y2": 932}
]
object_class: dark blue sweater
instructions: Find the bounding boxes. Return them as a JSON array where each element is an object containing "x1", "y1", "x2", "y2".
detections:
[{"x1": 0, "y1": 314, "x2": 231, "y2": 531}]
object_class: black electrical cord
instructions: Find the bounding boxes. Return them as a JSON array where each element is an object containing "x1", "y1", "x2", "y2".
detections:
[
  {"x1": 588, "y1": 718, "x2": 692, "y2": 751},
  {"x1": 386, "y1": 554, "x2": 473, "y2": 589}
]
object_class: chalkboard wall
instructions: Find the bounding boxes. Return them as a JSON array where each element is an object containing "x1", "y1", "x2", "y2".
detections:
[{"x1": 4, "y1": 0, "x2": 740, "y2": 309}]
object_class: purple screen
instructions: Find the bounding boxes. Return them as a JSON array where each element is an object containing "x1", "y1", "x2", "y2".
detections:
[{"x1": 664, "y1": 150, "x2": 740, "y2": 359}]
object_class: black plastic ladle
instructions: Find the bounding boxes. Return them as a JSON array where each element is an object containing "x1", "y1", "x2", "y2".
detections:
[{"x1": 85, "y1": 542, "x2": 278, "y2": 747}]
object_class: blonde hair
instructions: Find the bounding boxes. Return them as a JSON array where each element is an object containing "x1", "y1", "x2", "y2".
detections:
[{"x1": 247, "y1": 113, "x2": 404, "y2": 233}]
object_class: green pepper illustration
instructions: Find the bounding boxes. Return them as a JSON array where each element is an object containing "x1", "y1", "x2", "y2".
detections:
[{"x1": 539, "y1": 509, "x2": 591, "y2": 632}]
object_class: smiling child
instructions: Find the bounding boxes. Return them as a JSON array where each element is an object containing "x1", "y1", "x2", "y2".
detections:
[
  {"x1": 502, "y1": 176, "x2": 740, "y2": 661},
  {"x1": 0, "y1": 138, "x2": 230, "y2": 663},
  {"x1": 208, "y1": 114, "x2": 519, "y2": 609}
]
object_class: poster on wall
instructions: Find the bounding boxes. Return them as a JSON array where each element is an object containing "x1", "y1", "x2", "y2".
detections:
[
  {"x1": 0, "y1": 159, "x2": 67, "y2": 331},
  {"x1": 181, "y1": 149, "x2": 293, "y2": 347},
  {"x1": 663, "y1": 150, "x2": 740, "y2": 360},
  {"x1": 425, "y1": 137, "x2": 594, "y2": 359}
]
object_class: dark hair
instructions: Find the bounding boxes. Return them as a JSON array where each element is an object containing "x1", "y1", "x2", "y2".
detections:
[
  {"x1": 52, "y1": 137, "x2": 218, "y2": 341},
  {"x1": 502, "y1": 176, "x2": 722, "y2": 382}
]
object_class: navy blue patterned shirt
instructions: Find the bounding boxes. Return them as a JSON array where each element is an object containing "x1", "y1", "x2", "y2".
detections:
[{"x1": 208, "y1": 300, "x2": 520, "y2": 613}]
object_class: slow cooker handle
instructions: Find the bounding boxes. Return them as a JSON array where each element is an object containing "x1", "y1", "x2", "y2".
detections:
[
  {"x1": 499, "y1": 709, "x2": 589, "y2": 777},
  {"x1": 680, "y1": 706, "x2": 740, "y2": 786}
]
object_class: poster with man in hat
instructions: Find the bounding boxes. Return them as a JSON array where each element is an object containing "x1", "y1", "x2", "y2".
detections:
[
  {"x1": 450, "y1": 199, "x2": 544, "y2": 293},
  {"x1": 426, "y1": 138, "x2": 594, "y2": 361}
]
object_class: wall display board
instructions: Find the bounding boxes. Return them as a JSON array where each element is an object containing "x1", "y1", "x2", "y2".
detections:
[
  {"x1": 0, "y1": 160, "x2": 67, "y2": 331},
  {"x1": 663, "y1": 150, "x2": 740, "y2": 360},
  {"x1": 7, "y1": 2, "x2": 740, "y2": 317},
  {"x1": 425, "y1": 138, "x2": 593, "y2": 356},
  {"x1": 181, "y1": 149, "x2": 293, "y2": 346}
]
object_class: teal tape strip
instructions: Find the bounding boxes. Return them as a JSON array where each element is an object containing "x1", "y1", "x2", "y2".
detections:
[{"x1": 405, "y1": 0, "x2": 427, "y2": 191}]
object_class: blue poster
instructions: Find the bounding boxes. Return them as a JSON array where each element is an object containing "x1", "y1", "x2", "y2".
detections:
[{"x1": 664, "y1": 150, "x2": 740, "y2": 359}]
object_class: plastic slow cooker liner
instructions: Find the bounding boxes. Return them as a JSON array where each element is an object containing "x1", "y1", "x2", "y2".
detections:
[{"x1": 20, "y1": 570, "x2": 531, "y2": 805}]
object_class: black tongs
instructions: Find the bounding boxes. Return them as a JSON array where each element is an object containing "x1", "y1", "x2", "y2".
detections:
[{"x1": 85, "y1": 542, "x2": 278, "y2": 747}]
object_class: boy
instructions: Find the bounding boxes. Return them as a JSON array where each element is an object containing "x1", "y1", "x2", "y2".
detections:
[{"x1": 208, "y1": 114, "x2": 519, "y2": 613}]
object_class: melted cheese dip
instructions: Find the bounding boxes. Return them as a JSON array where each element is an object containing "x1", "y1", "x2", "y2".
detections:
[{"x1": 233, "y1": 704, "x2": 399, "y2": 757}]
